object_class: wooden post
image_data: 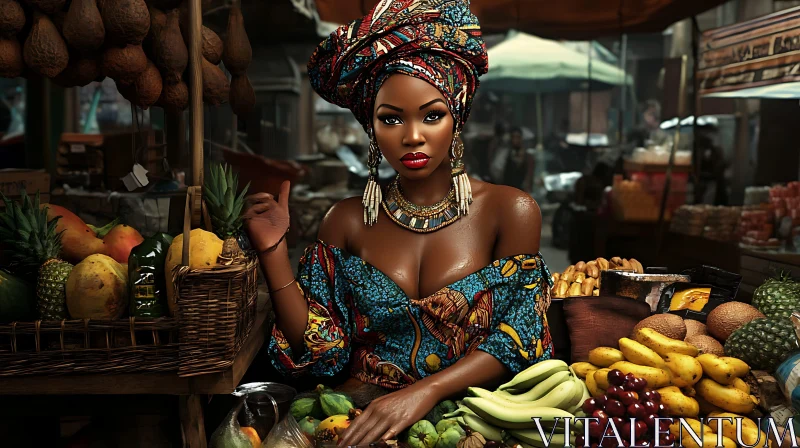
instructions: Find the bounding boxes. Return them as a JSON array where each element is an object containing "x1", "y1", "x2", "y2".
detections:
[
  {"x1": 188, "y1": 0, "x2": 204, "y2": 188},
  {"x1": 179, "y1": 395, "x2": 207, "y2": 448}
]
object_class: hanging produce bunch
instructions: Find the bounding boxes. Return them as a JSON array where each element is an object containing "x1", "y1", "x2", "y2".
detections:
[{"x1": 0, "y1": 0, "x2": 255, "y2": 116}]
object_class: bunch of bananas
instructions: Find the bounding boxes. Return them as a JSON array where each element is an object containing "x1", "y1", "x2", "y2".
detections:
[
  {"x1": 551, "y1": 257, "x2": 644, "y2": 298},
  {"x1": 571, "y1": 326, "x2": 761, "y2": 428},
  {"x1": 444, "y1": 360, "x2": 588, "y2": 446}
]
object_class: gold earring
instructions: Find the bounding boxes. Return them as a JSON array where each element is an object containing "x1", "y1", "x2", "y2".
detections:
[
  {"x1": 363, "y1": 130, "x2": 382, "y2": 226},
  {"x1": 450, "y1": 133, "x2": 472, "y2": 216}
]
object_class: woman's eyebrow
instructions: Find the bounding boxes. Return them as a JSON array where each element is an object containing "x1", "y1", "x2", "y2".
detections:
[
  {"x1": 419, "y1": 99, "x2": 445, "y2": 110},
  {"x1": 376, "y1": 104, "x2": 403, "y2": 112}
]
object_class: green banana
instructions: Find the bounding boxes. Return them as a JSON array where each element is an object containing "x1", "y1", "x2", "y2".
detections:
[
  {"x1": 462, "y1": 397, "x2": 574, "y2": 429},
  {"x1": 496, "y1": 371, "x2": 573, "y2": 403},
  {"x1": 499, "y1": 360, "x2": 569, "y2": 391},
  {"x1": 567, "y1": 376, "x2": 590, "y2": 415},
  {"x1": 529, "y1": 379, "x2": 579, "y2": 410},
  {"x1": 509, "y1": 429, "x2": 570, "y2": 448},
  {"x1": 462, "y1": 412, "x2": 504, "y2": 442}
]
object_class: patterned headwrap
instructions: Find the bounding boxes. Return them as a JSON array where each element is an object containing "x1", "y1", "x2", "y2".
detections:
[{"x1": 308, "y1": 0, "x2": 488, "y2": 132}]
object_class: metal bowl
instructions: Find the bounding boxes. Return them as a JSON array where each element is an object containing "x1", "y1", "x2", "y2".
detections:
[{"x1": 599, "y1": 270, "x2": 691, "y2": 311}]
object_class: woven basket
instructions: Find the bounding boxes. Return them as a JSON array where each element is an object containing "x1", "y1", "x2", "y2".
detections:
[
  {"x1": 0, "y1": 317, "x2": 179, "y2": 376},
  {"x1": 172, "y1": 186, "x2": 260, "y2": 377}
]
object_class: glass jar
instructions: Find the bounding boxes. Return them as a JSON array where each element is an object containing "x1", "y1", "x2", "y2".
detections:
[{"x1": 233, "y1": 382, "x2": 297, "y2": 440}]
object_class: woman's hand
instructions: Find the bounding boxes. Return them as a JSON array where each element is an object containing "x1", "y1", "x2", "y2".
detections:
[
  {"x1": 242, "y1": 180, "x2": 291, "y2": 254},
  {"x1": 338, "y1": 383, "x2": 440, "y2": 447}
]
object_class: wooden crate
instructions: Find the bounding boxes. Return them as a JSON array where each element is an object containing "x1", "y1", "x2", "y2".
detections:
[
  {"x1": 738, "y1": 250, "x2": 800, "y2": 303},
  {"x1": 0, "y1": 169, "x2": 50, "y2": 207}
]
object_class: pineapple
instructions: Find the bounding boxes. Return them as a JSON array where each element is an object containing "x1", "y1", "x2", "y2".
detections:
[
  {"x1": 725, "y1": 317, "x2": 798, "y2": 371},
  {"x1": 204, "y1": 163, "x2": 250, "y2": 264},
  {"x1": 751, "y1": 273, "x2": 800, "y2": 319},
  {"x1": 0, "y1": 191, "x2": 73, "y2": 320}
]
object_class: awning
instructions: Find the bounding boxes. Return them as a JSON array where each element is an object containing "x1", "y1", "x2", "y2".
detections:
[
  {"x1": 313, "y1": 0, "x2": 728, "y2": 40},
  {"x1": 699, "y1": 7, "x2": 800, "y2": 98}
]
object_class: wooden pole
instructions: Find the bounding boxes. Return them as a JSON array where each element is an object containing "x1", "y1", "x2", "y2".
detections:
[{"x1": 188, "y1": 0, "x2": 204, "y2": 188}]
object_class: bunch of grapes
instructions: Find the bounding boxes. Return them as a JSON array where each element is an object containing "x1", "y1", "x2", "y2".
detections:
[{"x1": 577, "y1": 369, "x2": 673, "y2": 447}]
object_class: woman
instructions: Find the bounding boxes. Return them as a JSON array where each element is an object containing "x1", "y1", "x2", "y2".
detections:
[{"x1": 243, "y1": 0, "x2": 553, "y2": 445}]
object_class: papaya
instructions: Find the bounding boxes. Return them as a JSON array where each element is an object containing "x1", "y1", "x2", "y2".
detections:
[
  {"x1": 315, "y1": 414, "x2": 352, "y2": 443},
  {"x1": 319, "y1": 390, "x2": 355, "y2": 417}
]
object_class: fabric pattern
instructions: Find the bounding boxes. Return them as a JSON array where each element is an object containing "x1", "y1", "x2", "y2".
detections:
[
  {"x1": 268, "y1": 241, "x2": 554, "y2": 390},
  {"x1": 307, "y1": 0, "x2": 489, "y2": 131}
]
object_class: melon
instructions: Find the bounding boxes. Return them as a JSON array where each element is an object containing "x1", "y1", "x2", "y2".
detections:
[
  {"x1": 684, "y1": 319, "x2": 708, "y2": 339},
  {"x1": 706, "y1": 302, "x2": 765, "y2": 341},
  {"x1": 685, "y1": 335, "x2": 724, "y2": 356},
  {"x1": 66, "y1": 254, "x2": 128, "y2": 319},
  {"x1": 633, "y1": 314, "x2": 686, "y2": 340}
]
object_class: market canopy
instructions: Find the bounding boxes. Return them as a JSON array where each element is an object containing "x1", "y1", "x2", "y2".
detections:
[
  {"x1": 480, "y1": 31, "x2": 633, "y2": 93},
  {"x1": 312, "y1": 0, "x2": 728, "y2": 40}
]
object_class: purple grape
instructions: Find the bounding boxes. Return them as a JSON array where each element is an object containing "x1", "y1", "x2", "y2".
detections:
[
  {"x1": 605, "y1": 399, "x2": 625, "y2": 417},
  {"x1": 607, "y1": 370, "x2": 626, "y2": 386}
]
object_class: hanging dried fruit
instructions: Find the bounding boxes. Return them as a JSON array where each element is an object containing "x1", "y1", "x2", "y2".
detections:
[
  {"x1": 222, "y1": 2, "x2": 250, "y2": 76},
  {"x1": 143, "y1": 5, "x2": 166, "y2": 55},
  {"x1": 24, "y1": 13, "x2": 69, "y2": 78},
  {"x1": 101, "y1": 0, "x2": 150, "y2": 45},
  {"x1": 157, "y1": 78, "x2": 188, "y2": 110},
  {"x1": 102, "y1": 44, "x2": 147, "y2": 82},
  {"x1": 152, "y1": 9, "x2": 186, "y2": 84},
  {"x1": 0, "y1": 0, "x2": 26, "y2": 38},
  {"x1": 52, "y1": 56, "x2": 101, "y2": 87},
  {"x1": 229, "y1": 74, "x2": 254, "y2": 117},
  {"x1": 119, "y1": 60, "x2": 162, "y2": 108},
  {"x1": 63, "y1": 0, "x2": 105, "y2": 53},
  {"x1": 202, "y1": 57, "x2": 229, "y2": 106},
  {"x1": 0, "y1": 39, "x2": 23, "y2": 78},
  {"x1": 202, "y1": 26, "x2": 223, "y2": 65},
  {"x1": 24, "y1": 0, "x2": 67, "y2": 15},
  {"x1": 147, "y1": 0, "x2": 182, "y2": 9}
]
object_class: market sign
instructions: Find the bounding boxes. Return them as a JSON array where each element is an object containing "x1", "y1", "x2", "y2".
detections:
[{"x1": 699, "y1": 6, "x2": 800, "y2": 95}]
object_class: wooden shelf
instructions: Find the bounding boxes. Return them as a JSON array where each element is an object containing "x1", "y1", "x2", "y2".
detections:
[{"x1": 624, "y1": 160, "x2": 693, "y2": 173}]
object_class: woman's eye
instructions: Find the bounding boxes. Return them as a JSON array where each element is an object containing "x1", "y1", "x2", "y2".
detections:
[
  {"x1": 424, "y1": 111, "x2": 445, "y2": 122},
  {"x1": 379, "y1": 115, "x2": 402, "y2": 125}
]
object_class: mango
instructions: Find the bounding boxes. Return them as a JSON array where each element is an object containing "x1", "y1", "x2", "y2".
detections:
[
  {"x1": 319, "y1": 390, "x2": 355, "y2": 417},
  {"x1": 164, "y1": 229, "x2": 223, "y2": 315},
  {"x1": 297, "y1": 416, "x2": 320, "y2": 438},
  {"x1": 66, "y1": 254, "x2": 128, "y2": 319}
]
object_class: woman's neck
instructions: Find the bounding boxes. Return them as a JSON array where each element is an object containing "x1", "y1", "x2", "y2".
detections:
[{"x1": 397, "y1": 160, "x2": 452, "y2": 206}]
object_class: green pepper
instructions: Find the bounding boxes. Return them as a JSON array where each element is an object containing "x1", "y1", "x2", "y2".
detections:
[{"x1": 128, "y1": 232, "x2": 174, "y2": 318}]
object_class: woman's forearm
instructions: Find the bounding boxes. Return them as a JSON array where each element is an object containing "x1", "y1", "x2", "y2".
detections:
[
  {"x1": 416, "y1": 351, "x2": 509, "y2": 402},
  {"x1": 258, "y1": 240, "x2": 309, "y2": 354}
]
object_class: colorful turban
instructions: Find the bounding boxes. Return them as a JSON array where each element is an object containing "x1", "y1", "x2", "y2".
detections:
[{"x1": 308, "y1": 0, "x2": 488, "y2": 132}]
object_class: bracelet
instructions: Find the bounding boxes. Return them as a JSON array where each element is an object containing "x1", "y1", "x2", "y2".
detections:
[
  {"x1": 259, "y1": 228, "x2": 289, "y2": 255},
  {"x1": 268, "y1": 279, "x2": 296, "y2": 294}
]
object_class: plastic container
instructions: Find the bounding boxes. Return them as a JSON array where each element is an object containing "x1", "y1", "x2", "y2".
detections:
[{"x1": 234, "y1": 382, "x2": 297, "y2": 440}]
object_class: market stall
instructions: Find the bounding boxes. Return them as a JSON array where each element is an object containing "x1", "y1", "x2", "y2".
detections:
[{"x1": 0, "y1": 0, "x2": 266, "y2": 445}]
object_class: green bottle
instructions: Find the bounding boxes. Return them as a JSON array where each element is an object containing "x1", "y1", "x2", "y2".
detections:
[{"x1": 128, "y1": 232, "x2": 173, "y2": 318}]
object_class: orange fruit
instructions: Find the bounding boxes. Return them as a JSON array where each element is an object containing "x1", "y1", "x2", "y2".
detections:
[{"x1": 240, "y1": 427, "x2": 261, "y2": 448}]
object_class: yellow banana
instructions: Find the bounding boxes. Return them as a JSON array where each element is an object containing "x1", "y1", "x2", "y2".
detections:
[
  {"x1": 669, "y1": 419, "x2": 736, "y2": 448},
  {"x1": 708, "y1": 412, "x2": 769, "y2": 448},
  {"x1": 634, "y1": 327, "x2": 699, "y2": 357},
  {"x1": 664, "y1": 352, "x2": 703, "y2": 387},
  {"x1": 609, "y1": 361, "x2": 671, "y2": 389},
  {"x1": 587, "y1": 347, "x2": 625, "y2": 367},
  {"x1": 570, "y1": 362, "x2": 599, "y2": 379},
  {"x1": 656, "y1": 386, "x2": 700, "y2": 417},
  {"x1": 593, "y1": 368, "x2": 612, "y2": 390},
  {"x1": 695, "y1": 378, "x2": 758, "y2": 414},
  {"x1": 722, "y1": 357, "x2": 750, "y2": 377},
  {"x1": 618, "y1": 337, "x2": 666, "y2": 369},
  {"x1": 697, "y1": 353, "x2": 737, "y2": 385},
  {"x1": 696, "y1": 394, "x2": 724, "y2": 414},
  {"x1": 730, "y1": 377, "x2": 750, "y2": 394},
  {"x1": 584, "y1": 368, "x2": 605, "y2": 397}
]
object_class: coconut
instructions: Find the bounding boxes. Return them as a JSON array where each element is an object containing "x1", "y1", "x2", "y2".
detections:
[
  {"x1": 0, "y1": 39, "x2": 23, "y2": 78},
  {"x1": 685, "y1": 335, "x2": 725, "y2": 356},
  {"x1": 102, "y1": 44, "x2": 147, "y2": 82},
  {"x1": 633, "y1": 313, "x2": 687, "y2": 340},
  {"x1": 23, "y1": 13, "x2": 69, "y2": 78},
  {"x1": 706, "y1": 301, "x2": 765, "y2": 341},
  {"x1": 684, "y1": 319, "x2": 708, "y2": 339},
  {"x1": 230, "y1": 74, "x2": 254, "y2": 117},
  {"x1": 0, "y1": 0, "x2": 26, "y2": 38},
  {"x1": 202, "y1": 57, "x2": 229, "y2": 106}
]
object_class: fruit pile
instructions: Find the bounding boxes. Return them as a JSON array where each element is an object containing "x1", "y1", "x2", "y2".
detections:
[
  {"x1": 551, "y1": 257, "x2": 644, "y2": 298},
  {"x1": 577, "y1": 369, "x2": 673, "y2": 447},
  {"x1": 572, "y1": 323, "x2": 764, "y2": 441},
  {"x1": 0, "y1": 163, "x2": 249, "y2": 323},
  {"x1": 0, "y1": 0, "x2": 254, "y2": 115},
  {"x1": 289, "y1": 384, "x2": 360, "y2": 444},
  {"x1": 441, "y1": 359, "x2": 588, "y2": 447}
]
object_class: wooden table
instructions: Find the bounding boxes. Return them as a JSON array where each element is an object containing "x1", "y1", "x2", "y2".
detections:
[{"x1": 0, "y1": 303, "x2": 271, "y2": 448}]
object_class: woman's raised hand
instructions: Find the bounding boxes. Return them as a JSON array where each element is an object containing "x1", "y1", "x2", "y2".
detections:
[{"x1": 242, "y1": 180, "x2": 291, "y2": 254}]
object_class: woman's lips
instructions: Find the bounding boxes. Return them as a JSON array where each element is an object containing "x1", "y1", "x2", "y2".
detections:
[{"x1": 400, "y1": 152, "x2": 430, "y2": 169}]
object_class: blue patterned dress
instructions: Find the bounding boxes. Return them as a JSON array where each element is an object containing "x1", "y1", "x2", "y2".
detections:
[{"x1": 268, "y1": 241, "x2": 553, "y2": 390}]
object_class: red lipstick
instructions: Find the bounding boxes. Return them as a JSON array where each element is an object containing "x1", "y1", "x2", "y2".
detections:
[{"x1": 400, "y1": 152, "x2": 430, "y2": 169}]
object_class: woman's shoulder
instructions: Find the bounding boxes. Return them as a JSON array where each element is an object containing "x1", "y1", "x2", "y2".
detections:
[
  {"x1": 473, "y1": 180, "x2": 542, "y2": 255},
  {"x1": 474, "y1": 180, "x2": 541, "y2": 222},
  {"x1": 317, "y1": 196, "x2": 363, "y2": 247}
]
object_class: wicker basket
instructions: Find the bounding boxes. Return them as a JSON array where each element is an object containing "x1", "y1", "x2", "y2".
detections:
[
  {"x1": 0, "y1": 317, "x2": 179, "y2": 376},
  {"x1": 172, "y1": 186, "x2": 260, "y2": 377}
]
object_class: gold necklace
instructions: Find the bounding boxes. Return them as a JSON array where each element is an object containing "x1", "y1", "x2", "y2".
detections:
[{"x1": 381, "y1": 176, "x2": 461, "y2": 233}]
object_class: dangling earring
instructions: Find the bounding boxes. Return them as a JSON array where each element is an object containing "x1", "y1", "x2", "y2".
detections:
[
  {"x1": 363, "y1": 130, "x2": 383, "y2": 226},
  {"x1": 450, "y1": 132, "x2": 472, "y2": 216}
]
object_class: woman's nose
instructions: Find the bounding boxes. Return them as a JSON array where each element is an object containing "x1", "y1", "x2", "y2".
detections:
[{"x1": 402, "y1": 124, "x2": 425, "y2": 147}]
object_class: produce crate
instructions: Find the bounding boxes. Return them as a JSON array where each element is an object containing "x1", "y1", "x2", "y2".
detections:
[
  {"x1": 171, "y1": 186, "x2": 260, "y2": 377},
  {"x1": 0, "y1": 317, "x2": 179, "y2": 376},
  {"x1": 0, "y1": 169, "x2": 50, "y2": 206}
]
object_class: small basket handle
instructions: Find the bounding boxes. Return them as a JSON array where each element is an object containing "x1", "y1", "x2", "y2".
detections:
[{"x1": 181, "y1": 186, "x2": 213, "y2": 267}]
